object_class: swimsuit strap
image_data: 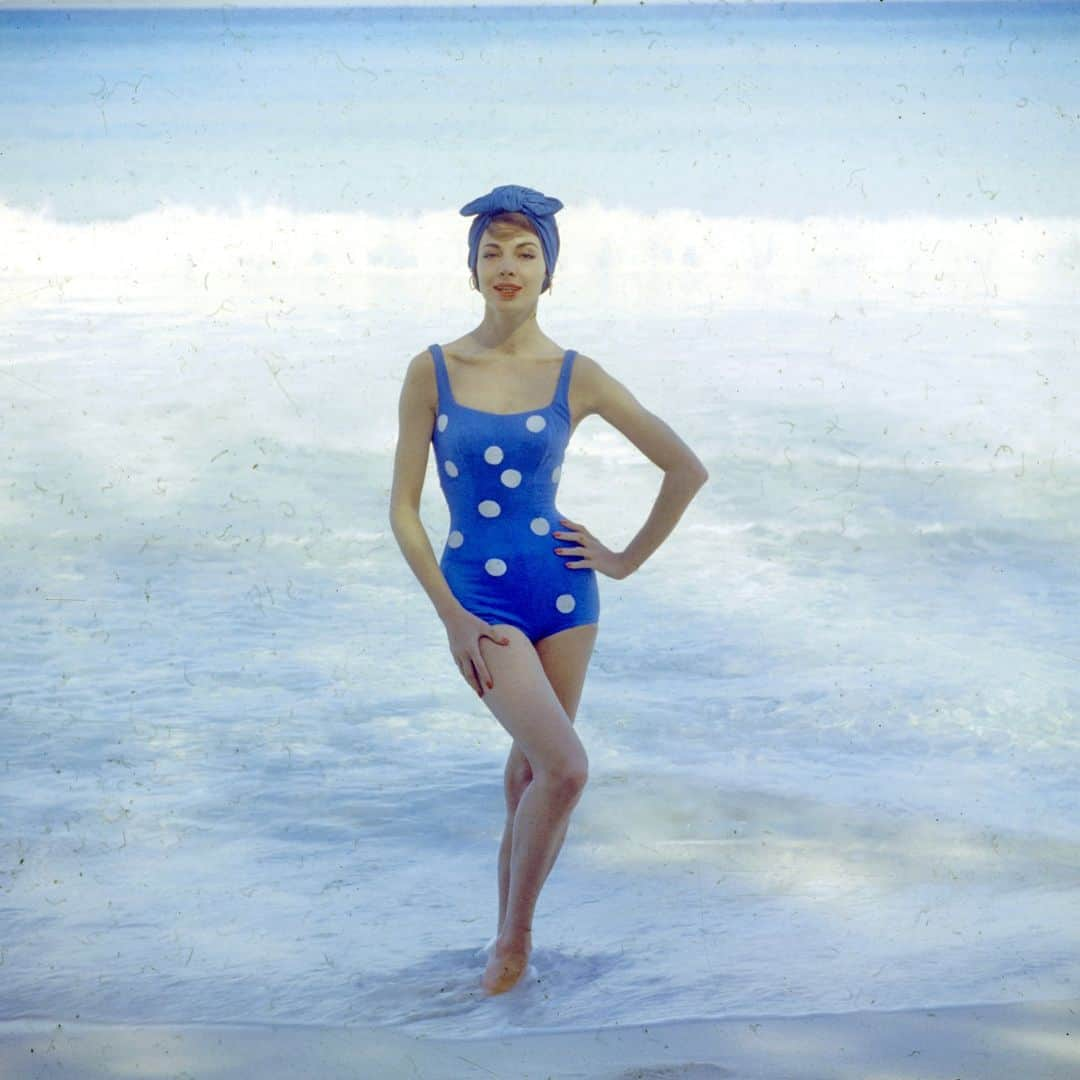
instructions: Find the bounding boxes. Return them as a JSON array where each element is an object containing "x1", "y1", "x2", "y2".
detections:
[
  {"x1": 556, "y1": 349, "x2": 578, "y2": 410},
  {"x1": 429, "y1": 343, "x2": 453, "y2": 408}
]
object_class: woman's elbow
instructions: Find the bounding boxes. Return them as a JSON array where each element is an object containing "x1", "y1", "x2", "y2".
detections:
[
  {"x1": 389, "y1": 500, "x2": 419, "y2": 532},
  {"x1": 680, "y1": 458, "x2": 709, "y2": 485}
]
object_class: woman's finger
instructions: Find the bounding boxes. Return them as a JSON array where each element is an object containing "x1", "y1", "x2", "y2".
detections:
[
  {"x1": 460, "y1": 655, "x2": 481, "y2": 695},
  {"x1": 473, "y1": 653, "x2": 493, "y2": 692},
  {"x1": 465, "y1": 657, "x2": 485, "y2": 696}
]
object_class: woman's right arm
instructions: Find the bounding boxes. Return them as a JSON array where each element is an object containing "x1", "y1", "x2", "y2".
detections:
[{"x1": 388, "y1": 350, "x2": 467, "y2": 622}]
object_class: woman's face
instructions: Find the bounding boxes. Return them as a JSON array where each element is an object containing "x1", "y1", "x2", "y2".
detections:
[{"x1": 475, "y1": 226, "x2": 548, "y2": 303}]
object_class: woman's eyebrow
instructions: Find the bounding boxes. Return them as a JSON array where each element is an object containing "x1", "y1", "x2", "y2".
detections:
[{"x1": 482, "y1": 240, "x2": 539, "y2": 249}]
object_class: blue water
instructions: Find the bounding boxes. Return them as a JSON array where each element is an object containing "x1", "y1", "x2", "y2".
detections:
[
  {"x1": 1, "y1": 2, "x2": 1078, "y2": 1039},
  {"x1": 2, "y1": 2, "x2": 1079, "y2": 221}
]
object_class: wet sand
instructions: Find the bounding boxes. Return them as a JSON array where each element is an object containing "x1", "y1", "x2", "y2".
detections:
[{"x1": 2, "y1": 997, "x2": 1077, "y2": 1079}]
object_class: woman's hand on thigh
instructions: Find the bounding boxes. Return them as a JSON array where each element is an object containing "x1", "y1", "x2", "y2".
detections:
[{"x1": 442, "y1": 609, "x2": 511, "y2": 696}]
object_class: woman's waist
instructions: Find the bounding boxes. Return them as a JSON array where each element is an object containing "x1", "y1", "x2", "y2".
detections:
[
  {"x1": 441, "y1": 500, "x2": 562, "y2": 527},
  {"x1": 441, "y1": 517, "x2": 563, "y2": 555}
]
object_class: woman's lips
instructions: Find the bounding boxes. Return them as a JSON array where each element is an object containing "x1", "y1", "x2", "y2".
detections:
[{"x1": 494, "y1": 286, "x2": 521, "y2": 298}]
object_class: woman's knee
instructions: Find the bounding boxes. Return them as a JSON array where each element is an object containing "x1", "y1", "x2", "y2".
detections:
[
  {"x1": 480, "y1": 624, "x2": 588, "y2": 794},
  {"x1": 507, "y1": 750, "x2": 585, "y2": 805},
  {"x1": 537, "y1": 749, "x2": 588, "y2": 797},
  {"x1": 504, "y1": 759, "x2": 532, "y2": 811},
  {"x1": 565, "y1": 755, "x2": 589, "y2": 794}
]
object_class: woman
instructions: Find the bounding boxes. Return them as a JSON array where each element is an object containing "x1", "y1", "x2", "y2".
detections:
[{"x1": 388, "y1": 184, "x2": 709, "y2": 995}]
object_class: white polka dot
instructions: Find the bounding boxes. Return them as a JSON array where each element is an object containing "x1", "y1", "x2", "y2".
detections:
[
  {"x1": 530, "y1": 517, "x2": 550, "y2": 535},
  {"x1": 484, "y1": 445, "x2": 504, "y2": 465},
  {"x1": 526, "y1": 414, "x2": 546, "y2": 433},
  {"x1": 437, "y1": 414, "x2": 448, "y2": 432},
  {"x1": 444, "y1": 460, "x2": 459, "y2": 478},
  {"x1": 485, "y1": 558, "x2": 507, "y2": 577},
  {"x1": 478, "y1": 499, "x2": 501, "y2": 518},
  {"x1": 556, "y1": 594, "x2": 576, "y2": 613},
  {"x1": 500, "y1": 468, "x2": 522, "y2": 488},
  {"x1": 551, "y1": 465, "x2": 561, "y2": 483},
  {"x1": 448, "y1": 530, "x2": 464, "y2": 548}
]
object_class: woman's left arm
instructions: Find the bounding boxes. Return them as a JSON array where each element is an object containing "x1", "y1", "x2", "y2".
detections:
[{"x1": 557, "y1": 355, "x2": 709, "y2": 580}]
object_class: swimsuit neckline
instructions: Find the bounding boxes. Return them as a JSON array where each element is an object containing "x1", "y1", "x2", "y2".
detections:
[{"x1": 436, "y1": 345, "x2": 571, "y2": 418}]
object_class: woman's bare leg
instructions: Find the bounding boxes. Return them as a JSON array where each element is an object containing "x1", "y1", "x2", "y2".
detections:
[
  {"x1": 474, "y1": 624, "x2": 593, "y2": 994},
  {"x1": 496, "y1": 775, "x2": 523, "y2": 939},
  {"x1": 501, "y1": 769, "x2": 584, "y2": 926},
  {"x1": 498, "y1": 774, "x2": 574, "y2": 937},
  {"x1": 496, "y1": 623, "x2": 597, "y2": 939}
]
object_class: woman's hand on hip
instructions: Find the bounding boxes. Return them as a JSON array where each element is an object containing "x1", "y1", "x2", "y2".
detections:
[{"x1": 553, "y1": 518, "x2": 630, "y2": 580}]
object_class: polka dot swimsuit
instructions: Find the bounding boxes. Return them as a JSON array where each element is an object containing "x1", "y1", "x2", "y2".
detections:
[{"x1": 429, "y1": 343, "x2": 600, "y2": 645}]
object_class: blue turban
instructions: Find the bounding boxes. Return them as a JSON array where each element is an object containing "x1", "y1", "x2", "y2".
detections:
[{"x1": 460, "y1": 184, "x2": 564, "y2": 289}]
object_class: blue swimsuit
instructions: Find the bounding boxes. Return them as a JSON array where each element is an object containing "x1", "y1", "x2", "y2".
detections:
[{"x1": 429, "y1": 343, "x2": 600, "y2": 645}]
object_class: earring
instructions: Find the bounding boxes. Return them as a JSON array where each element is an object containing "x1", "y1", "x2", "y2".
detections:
[{"x1": 469, "y1": 275, "x2": 478, "y2": 291}]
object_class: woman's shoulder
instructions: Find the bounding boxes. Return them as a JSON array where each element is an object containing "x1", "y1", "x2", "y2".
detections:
[
  {"x1": 434, "y1": 336, "x2": 484, "y2": 363},
  {"x1": 568, "y1": 351, "x2": 604, "y2": 410},
  {"x1": 571, "y1": 351, "x2": 607, "y2": 374},
  {"x1": 404, "y1": 345, "x2": 437, "y2": 376},
  {"x1": 569, "y1": 352, "x2": 640, "y2": 421},
  {"x1": 401, "y1": 342, "x2": 456, "y2": 403},
  {"x1": 400, "y1": 347, "x2": 439, "y2": 414}
]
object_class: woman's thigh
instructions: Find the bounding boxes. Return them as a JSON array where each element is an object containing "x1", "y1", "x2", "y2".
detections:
[
  {"x1": 535, "y1": 622, "x2": 598, "y2": 726},
  {"x1": 478, "y1": 624, "x2": 588, "y2": 780},
  {"x1": 508, "y1": 622, "x2": 598, "y2": 778}
]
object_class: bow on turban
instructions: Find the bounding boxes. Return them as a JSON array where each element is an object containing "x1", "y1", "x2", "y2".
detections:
[{"x1": 459, "y1": 184, "x2": 564, "y2": 289}]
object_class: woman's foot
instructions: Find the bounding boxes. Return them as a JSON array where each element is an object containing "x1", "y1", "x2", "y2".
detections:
[{"x1": 481, "y1": 928, "x2": 532, "y2": 995}]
